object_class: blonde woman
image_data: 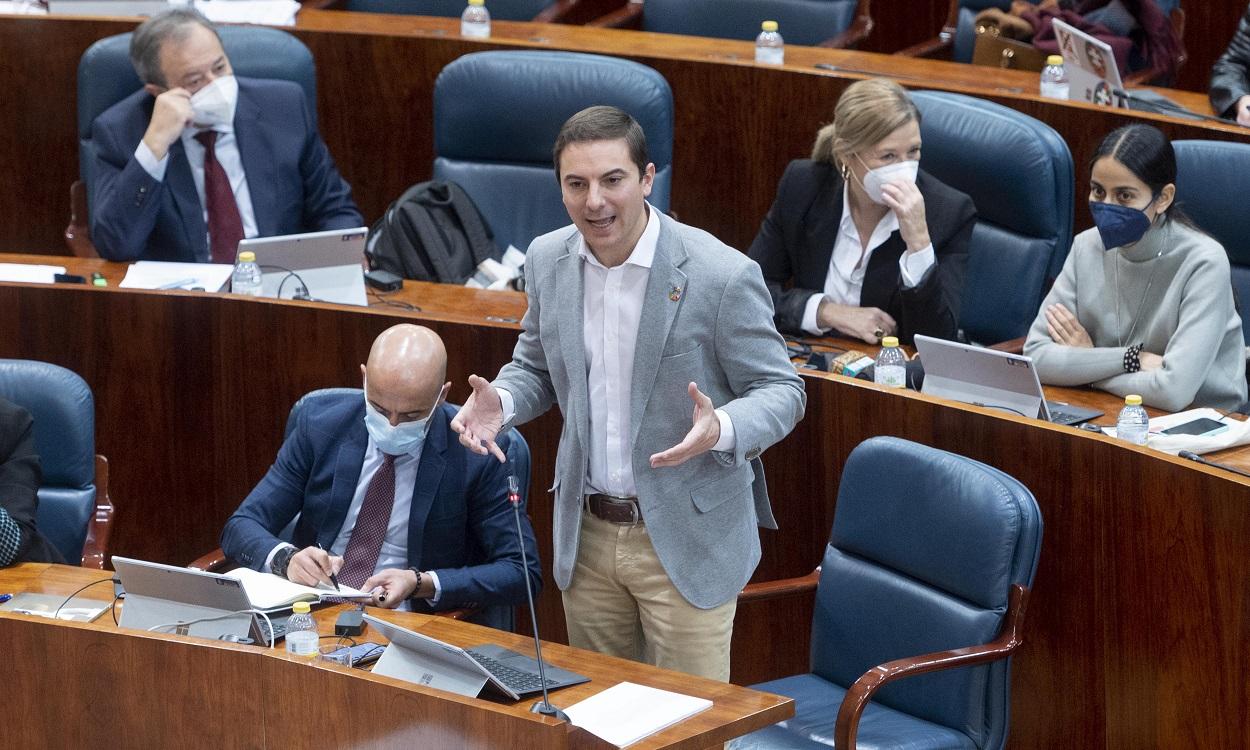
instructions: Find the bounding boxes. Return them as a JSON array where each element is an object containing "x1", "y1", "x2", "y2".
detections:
[{"x1": 748, "y1": 78, "x2": 976, "y2": 344}]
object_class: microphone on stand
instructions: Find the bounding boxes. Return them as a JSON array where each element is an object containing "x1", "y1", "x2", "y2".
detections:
[
  {"x1": 508, "y1": 471, "x2": 569, "y2": 721},
  {"x1": 1177, "y1": 450, "x2": 1250, "y2": 480}
]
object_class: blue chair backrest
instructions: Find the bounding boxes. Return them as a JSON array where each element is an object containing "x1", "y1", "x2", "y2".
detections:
[
  {"x1": 812, "y1": 436, "x2": 1042, "y2": 749},
  {"x1": 912, "y1": 90, "x2": 1074, "y2": 344},
  {"x1": 1173, "y1": 139, "x2": 1250, "y2": 343},
  {"x1": 342, "y1": 0, "x2": 549, "y2": 19},
  {"x1": 640, "y1": 0, "x2": 858, "y2": 47},
  {"x1": 0, "y1": 360, "x2": 97, "y2": 564},
  {"x1": 433, "y1": 51, "x2": 673, "y2": 253},
  {"x1": 77, "y1": 26, "x2": 317, "y2": 217}
]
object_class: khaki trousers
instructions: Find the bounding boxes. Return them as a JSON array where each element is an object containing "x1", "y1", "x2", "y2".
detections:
[{"x1": 562, "y1": 509, "x2": 737, "y2": 682}]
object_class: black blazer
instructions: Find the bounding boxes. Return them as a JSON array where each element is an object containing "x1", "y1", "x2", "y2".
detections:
[
  {"x1": 748, "y1": 159, "x2": 976, "y2": 344},
  {"x1": 1210, "y1": 4, "x2": 1250, "y2": 118},
  {"x1": 0, "y1": 399, "x2": 62, "y2": 566}
]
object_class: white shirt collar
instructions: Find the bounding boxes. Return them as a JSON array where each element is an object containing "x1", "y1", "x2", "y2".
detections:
[{"x1": 578, "y1": 202, "x2": 660, "y2": 270}]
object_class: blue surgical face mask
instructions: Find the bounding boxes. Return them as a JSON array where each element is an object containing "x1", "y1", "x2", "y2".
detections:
[
  {"x1": 1089, "y1": 200, "x2": 1155, "y2": 250},
  {"x1": 363, "y1": 395, "x2": 440, "y2": 456}
]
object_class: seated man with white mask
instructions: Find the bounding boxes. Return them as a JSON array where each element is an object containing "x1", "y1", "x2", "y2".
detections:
[
  {"x1": 88, "y1": 7, "x2": 363, "y2": 263},
  {"x1": 220, "y1": 324, "x2": 541, "y2": 629}
]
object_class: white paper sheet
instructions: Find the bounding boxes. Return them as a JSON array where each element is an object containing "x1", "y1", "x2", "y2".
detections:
[
  {"x1": 0, "y1": 263, "x2": 66, "y2": 284},
  {"x1": 566, "y1": 682, "x2": 713, "y2": 748},
  {"x1": 224, "y1": 567, "x2": 373, "y2": 610},
  {"x1": 119, "y1": 260, "x2": 234, "y2": 292},
  {"x1": 194, "y1": 0, "x2": 300, "y2": 26},
  {"x1": 1101, "y1": 407, "x2": 1250, "y2": 455}
]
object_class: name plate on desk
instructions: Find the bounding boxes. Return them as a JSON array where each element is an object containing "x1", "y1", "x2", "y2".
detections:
[{"x1": 47, "y1": 0, "x2": 171, "y2": 15}]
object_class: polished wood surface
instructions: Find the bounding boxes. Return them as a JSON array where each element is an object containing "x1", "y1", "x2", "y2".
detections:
[
  {"x1": 0, "y1": 563, "x2": 790, "y2": 749},
  {"x1": 2, "y1": 11, "x2": 1248, "y2": 260},
  {"x1": 3, "y1": 256, "x2": 1250, "y2": 746}
]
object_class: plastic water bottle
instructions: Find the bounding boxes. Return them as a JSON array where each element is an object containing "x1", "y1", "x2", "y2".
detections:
[
  {"x1": 231, "y1": 250, "x2": 263, "y2": 296},
  {"x1": 1116, "y1": 394, "x2": 1149, "y2": 445},
  {"x1": 755, "y1": 21, "x2": 784, "y2": 65},
  {"x1": 874, "y1": 336, "x2": 906, "y2": 388},
  {"x1": 461, "y1": 0, "x2": 490, "y2": 39},
  {"x1": 284, "y1": 601, "x2": 318, "y2": 657},
  {"x1": 1039, "y1": 55, "x2": 1069, "y2": 100}
]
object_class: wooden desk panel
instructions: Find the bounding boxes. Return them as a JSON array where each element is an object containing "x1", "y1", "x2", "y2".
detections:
[{"x1": 1, "y1": 12, "x2": 1247, "y2": 259}]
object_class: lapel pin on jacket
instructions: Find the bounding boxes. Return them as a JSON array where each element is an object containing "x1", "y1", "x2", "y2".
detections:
[{"x1": 669, "y1": 285, "x2": 682, "y2": 302}]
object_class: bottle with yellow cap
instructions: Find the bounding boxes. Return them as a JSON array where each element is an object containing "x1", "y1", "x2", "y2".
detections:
[
  {"x1": 231, "y1": 249, "x2": 263, "y2": 296},
  {"x1": 284, "y1": 601, "x2": 319, "y2": 657},
  {"x1": 461, "y1": 0, "x2": 490, "y2": 39},
  {"x1": 873, "y1": 336, "x2": 907, "y2": 388},
  {"x1": 1040, "y1": 54, "x2": 1069, "y2": 100},
  {"x1": 1116, "y1": 394, "x2": 1149, "y2": 445},
  {"x1": 755, "y1": 20, "x2": 784, "y2": 66}
]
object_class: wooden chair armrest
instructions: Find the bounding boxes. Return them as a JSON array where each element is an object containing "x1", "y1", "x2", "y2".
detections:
[
  {"x1": 188, "y1": 548, "x2": 231, "y2": 572},
  {"x1": 986, "y1": 336, "x2": 1026, "y2": 354},
  {"x1": 818, "y1": 15, "x2": 873, "y2": 50},
  {"x1": 835, "y1": 584, "x2": 1030, "y2": 749},
  {"x1": 81, "y1": 454, "x2": 114, "y2": 569},
  {"x1": 739, "y1": 569, "x2": 821, "y2": 603},
  {"x1": 586, "y1": 1, "x2": 641, "y2": 29},
  {"x1": 65, "y1": 180, "x2": 100, "y2": 259},
  {"x1": 532, "y1": 0, "x2": 584, "y2": 24},
  {"x1": 895, "y1": 33, "x2": 954, "y2": 59}
]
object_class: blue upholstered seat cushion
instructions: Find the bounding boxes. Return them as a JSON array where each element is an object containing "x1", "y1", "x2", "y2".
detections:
[
  {"x1": 737, "y1": 674, "x2": 976, "y2": 750},
  {"x1": 641, "y1": 0, "x2": 857, "y2": 47}
]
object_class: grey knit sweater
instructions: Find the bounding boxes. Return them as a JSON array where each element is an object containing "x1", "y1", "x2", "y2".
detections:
[{"x1": 1024, "y1": 220, "x2": 1247, "y2": 412}]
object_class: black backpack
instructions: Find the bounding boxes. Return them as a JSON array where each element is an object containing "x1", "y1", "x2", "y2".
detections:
[{"x1": 366, "y1": 181, "x2": 498, "y2": 283}]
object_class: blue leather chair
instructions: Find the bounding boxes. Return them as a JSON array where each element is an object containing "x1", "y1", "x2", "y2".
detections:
[
  {"x1": 592, "y1": 0, "x2": 874, "y2": 48},
  {"x1": 737, "y1": 437, "x2": 1042, "y2": 750},
  {"x1": 911, "y1": 90, "x2": 1074, "y2": 346},
  {"x1": 341, "y1": 0, "x2": 557, "y2": 20},
  {"x1": 1173, "y1": 140, "x2": 1250, "y2": 343},
  {"x1": 432, "y1": 50, "x2": 673, "y2": 254},
  {"x1": 68, "y1": 27, "x2": 318, "y2": 256},
  {"x1": 0, "y1": 360, "x2": 114, "y2": 569},
  {"x1": 192, "y1": 387, "x2": 532, "y2": 631}
]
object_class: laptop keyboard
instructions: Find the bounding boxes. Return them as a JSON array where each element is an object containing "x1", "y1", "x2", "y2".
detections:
[{"x1": 465, "y1": 648, "x2": 556, "y2": 693}]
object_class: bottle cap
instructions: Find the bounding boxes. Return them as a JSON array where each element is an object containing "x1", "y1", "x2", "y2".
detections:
[
  {"x1": 1124, "y1": 394, "x2": 1142, "y2": 406},
  {"x1": 761, "y1": 20, "x2": 778, "y2": 32},
  {"x1": 1046, "y1": 55, "x2": 1063, "y2": 66},
  {"x1": 292, "y1": 601, "x2": 311, "y2": 614},
  {"x1": 881, "y1": 336, "x2": 899, "y2": 348},
  {"x1": 469, "y1": 0, "x2": 484, "y2": 5},
  {"x1": 237, "y1": 251, "x2": 256, "y2": 263}
]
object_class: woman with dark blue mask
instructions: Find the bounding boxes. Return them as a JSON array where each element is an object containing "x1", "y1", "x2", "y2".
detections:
[{"x1": 1024, "y1": 124, "x2": 1246, "y2": 412}]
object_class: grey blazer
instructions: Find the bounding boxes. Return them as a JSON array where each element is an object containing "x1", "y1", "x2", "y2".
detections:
[{"x1": 494, "y1": 211, "x2": 806, "y2": 609}]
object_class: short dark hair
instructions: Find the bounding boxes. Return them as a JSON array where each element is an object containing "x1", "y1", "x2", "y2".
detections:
[
  {"x1": 130, "y1": 7, "x2": 220, "y2": 87},
  {"x1": 1090, "y1": 124, "x2": 1180, "y2": 220},
  {"x1": 552, "y1": 106, "x2": 649, "y2": 181}
]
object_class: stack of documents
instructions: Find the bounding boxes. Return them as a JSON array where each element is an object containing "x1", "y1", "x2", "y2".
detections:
[
  {"x1": 0, "y1": 263, "x2": 66, "y2": 284},
  {"x1": 119, "y1": 260, "x2": 233, "y2": 292},
  {"x1": 565, "y1": 682, "x2": 713, "y2": 747},
  {"x1": 224, "y1": 567, "x2": 373, "y2": 610}
]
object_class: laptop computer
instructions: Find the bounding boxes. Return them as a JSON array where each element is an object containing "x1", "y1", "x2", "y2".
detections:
[
  {"x1": 112, "y1": 556, "x2": 292, "y2": 645},
  {"x1": 913, "y1": 335, "x2": 1103, "y2": 426},
  {"x1": 237, "y1": 227, "x2": 369, "y2": 307},
  {"x1": 362, "y1": 613, "x2": 590, "y2": 701},
  {"x1": 1052, "y1": 18, "x2": 1129, "y2": 109}
]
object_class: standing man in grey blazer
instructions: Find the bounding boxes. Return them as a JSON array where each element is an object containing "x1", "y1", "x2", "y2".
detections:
[{"x1": 452, "y1": 106, "x2": 805, "y2": 681}]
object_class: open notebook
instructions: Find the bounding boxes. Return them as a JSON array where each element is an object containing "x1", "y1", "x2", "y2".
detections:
[{"x1": 223, "y1": 567, "x2": 373, "y2": 610}]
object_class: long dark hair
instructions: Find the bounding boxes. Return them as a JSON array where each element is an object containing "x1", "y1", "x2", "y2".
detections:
[{"x1": 1089, "y1": 123, "x2": 1191, "y2": 225}]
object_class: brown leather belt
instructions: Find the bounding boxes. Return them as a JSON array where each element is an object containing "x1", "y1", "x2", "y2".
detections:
[{"x1": 585, "y1": 493, "x2": 644, "y2": 525}]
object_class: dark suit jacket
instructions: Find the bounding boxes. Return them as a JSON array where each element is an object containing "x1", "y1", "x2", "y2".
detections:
[
  {"x1": 220, "y1": 395, "x2": 540, "y2": 629},
  {"x1": 0, "y1": 399, "x2": 62, "y2": 566},
  {"x1": 88, "y1": 77, "x2": 363, "y2": 262},
  {"x1": 748, "y1": 159, "x2": 977, "y2": 344},
  {"x1": 1210, "y1": 4, "x2": 1250, "y2": 118}
]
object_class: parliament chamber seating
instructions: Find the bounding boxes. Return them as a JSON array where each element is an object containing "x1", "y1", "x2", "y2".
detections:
[
  {"x1": 1172, "y1": 139, "x2": 1250, "y2": 344},
  {"x1": 67, "y1": 26, "x2": 319, "y2": 258},
  {"x1": 432, "y1": 50, "x2": 673, "y2": 254},
  {"x1": 737, "y1": 437, "x2": 1042, "y2": 750},
  {"x1": 910, "y1": 90, "x2": 1074, "y2": 346},
  {"x1": 339, "y1": 0, "x2": 575, "y2": 22},
  {"x1": 590, "y1": 0, "x2": 874, "y2": 48},
  {"x1": 0, "y1": 359, "x2": 114, "y2": 569}
]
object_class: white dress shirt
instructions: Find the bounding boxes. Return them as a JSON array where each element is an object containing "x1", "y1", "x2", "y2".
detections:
[
  {"x1": 499, "y1": 203, "x2": 735, "y2": 498},
  {"x1": 263, "y1": 437, "x2": 441, "y2": 607},
  {"x1": 801, "y1": 187, "x2": 936, "y2": 335},
  {"x1": 135, "y1": 126, "x2": 260, "y2": 254}
]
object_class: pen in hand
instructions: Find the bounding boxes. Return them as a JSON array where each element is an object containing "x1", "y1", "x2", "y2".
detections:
[{"x1": 315, "y1": 542, "x2": 341, "y2": 591}]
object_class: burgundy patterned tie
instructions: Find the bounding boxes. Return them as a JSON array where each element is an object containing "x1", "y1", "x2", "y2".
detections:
[
  {"x1": 194, "y1": 130, "x2": 245, "y2": 264},
  {"x1": 337, "y1": 454, "x2": 397, "y2": 590}
]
